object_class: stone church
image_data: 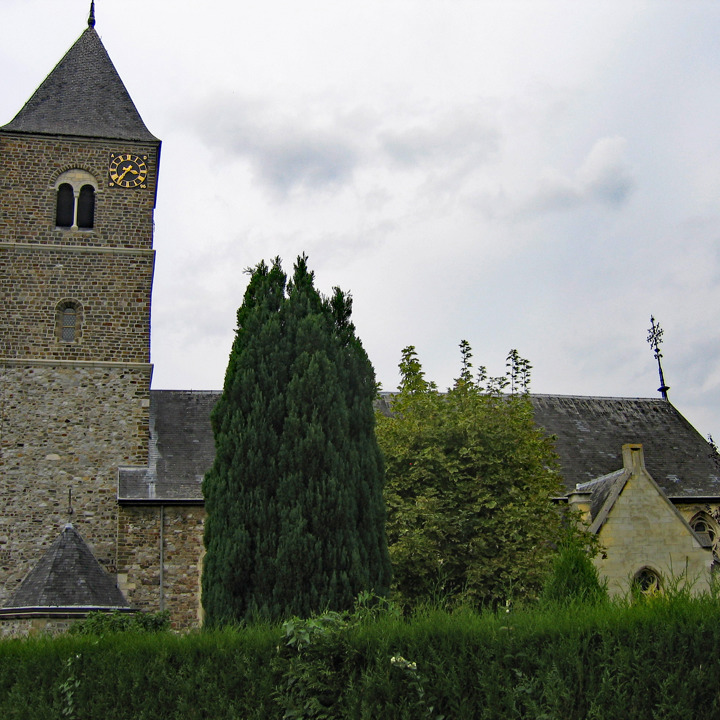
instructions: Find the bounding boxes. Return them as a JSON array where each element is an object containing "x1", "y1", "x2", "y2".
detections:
[{"x1": 1, "y1": 9, "x2": 718, "y2": 633}]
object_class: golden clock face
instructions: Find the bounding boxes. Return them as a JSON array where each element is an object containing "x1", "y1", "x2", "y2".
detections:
[{"x1": 108, "y1": 153, "x2": 148, "y2": 188}]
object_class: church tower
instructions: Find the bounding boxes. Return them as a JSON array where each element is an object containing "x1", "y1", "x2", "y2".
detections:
[{"x1": 0, "y1": 7, "x2": 160, "y2": 601}]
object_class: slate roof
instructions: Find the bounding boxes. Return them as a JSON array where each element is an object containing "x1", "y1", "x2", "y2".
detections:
[
  {"x1": 118, "y1": 391, "x2": 219, "y2": 503},
  {"x1": 118, "y1": 391, "x2": 720, "y2": 503},
  {"x1": 575, "y1": 469, "x2": 626, "y2": 521},
  {"x1": 530, "y1": 395, "x2": 720, "y2": 498},
  {"x1": 1, "y1": 23, "x2": 157, "y2": 141},
  {"x1": 1, "y1": 524, "x2": 129, "y2": 613}
]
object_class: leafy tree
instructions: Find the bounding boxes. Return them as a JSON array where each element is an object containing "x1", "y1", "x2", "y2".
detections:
[
  {"x1": 202, "y1": 256, "x2": 391, "y2": 625},
  {"x1": 376, "y1": 343, "x2": 571, "y2": 609}
]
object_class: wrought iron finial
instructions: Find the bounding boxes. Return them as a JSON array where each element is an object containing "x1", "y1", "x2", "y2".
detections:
[
  {"x1": 67, "y1": 487, "x2": 74, "y2": 521},
  {"x1": 88, "y1": 1, "x2": 96, "y2": 28},
  {"x1": 647, "y1": 315, "x2": 670, "y2": 400}
]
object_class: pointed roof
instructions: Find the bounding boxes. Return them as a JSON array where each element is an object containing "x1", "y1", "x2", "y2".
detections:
[
  {"x1": 577, "y1": 444, "x2": 712, "y2": 547},
  {"x1": 1, "y1": 21, "x2": 157, "y2": 141},
  {"x1": 2, "y1": 524, "x2": 129, "y2": 610}
]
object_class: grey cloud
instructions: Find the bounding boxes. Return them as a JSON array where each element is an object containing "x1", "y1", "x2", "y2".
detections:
[
  {"x1": 186, "y1": 96, "x2": 501, "y2": 198},
  {"x1": 380, "y1": 112, "x2": 499, "y2": 169},
  {"x1": 577, "y1": 137, "x2": 634, "y2": 206},
  {"x1": 187, "y1": 97, "x2": 362, "y2": 195},
  {"x1": 256, "y1": 135, "x2": 359, "y2": 193},
  {"x1": 521, "y1": 136, "x2": 635, "y2": 216}
]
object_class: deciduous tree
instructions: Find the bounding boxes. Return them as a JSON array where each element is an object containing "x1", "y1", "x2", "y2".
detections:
[{"x1": 377, "y1": 343, "x2": 569, "y2": 608}]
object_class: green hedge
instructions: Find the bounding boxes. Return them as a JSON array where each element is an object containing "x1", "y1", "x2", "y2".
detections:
[{"x1": 2, "y1": 596, "x2": 720, "y2": 719}]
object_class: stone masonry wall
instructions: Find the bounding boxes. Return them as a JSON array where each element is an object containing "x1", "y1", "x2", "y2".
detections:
[
  {"x1": 0, "y1": 129, "x2": 157, "y2": 607},
  {"x1": 0, "y1": 243, "x2": 154, "y2": 362},
  {"x1": 0, "y1": 133, "x2": 157, "y2": 364},
  {"x1": 0, "y1": 363, "x2": 151, "y2": 603},
  {"x1": 117, "y1": 505, "x2": 205, "y2": 629},
  {"x1": 0, "y1": 617, "x2": 75, "y2": 639},
  {"x1": 0, "y1": 133, "x2": 158, "y2": 250}
]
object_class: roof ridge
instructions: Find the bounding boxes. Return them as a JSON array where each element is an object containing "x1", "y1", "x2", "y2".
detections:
[{"x1": 530, "y1": 393, "x2": 667, "y2": 402}]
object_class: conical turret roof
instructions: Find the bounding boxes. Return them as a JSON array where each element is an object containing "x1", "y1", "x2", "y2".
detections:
[
  {"x1": 1, "y1": 23, "x2": 157, "y2": 141},
  {"x1": 3, "y1": 524, "x2": 129, "y2": 610}
]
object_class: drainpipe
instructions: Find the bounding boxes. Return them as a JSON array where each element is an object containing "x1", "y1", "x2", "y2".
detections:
[{"x1": 159, "y1": 504, "x2": 165, "y2": 611}]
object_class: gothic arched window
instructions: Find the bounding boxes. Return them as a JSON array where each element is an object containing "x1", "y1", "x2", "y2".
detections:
[
  {"x1": 56, "y1": 300, "x2": 82, "y2": 343},
  {"x1": 54, "y1": 170, "x2": 97, "y2": 230},
  {"x1": 690, "y1": 512, "x2": 718, "y2": 544},
  {"x1": 633, "y1": 567, "x2": 662, "y2": 596}
]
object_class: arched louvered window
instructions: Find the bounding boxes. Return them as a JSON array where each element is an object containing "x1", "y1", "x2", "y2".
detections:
[
  {"x1": 55, "y1": 183, "x2": 75, "y2": 227},
  {"x1": 690, "y1": 512, "x2": 718, "y2": 544},
  {"x1": 77, "y1": 185, "x2": 95, "y2": 229},
  {"x1": 54, "y1": 170, "x2": 97, "y2": 230}
]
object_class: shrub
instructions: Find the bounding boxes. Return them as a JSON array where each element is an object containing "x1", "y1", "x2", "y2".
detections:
[
  {"x1": 540, "y1": 539, "x2": 608, "y2": 607},
  {"x1": 68, "y1": 609, "x2": 171, "y2": 636}
]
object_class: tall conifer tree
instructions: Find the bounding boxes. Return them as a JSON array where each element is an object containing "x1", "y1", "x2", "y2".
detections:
[{"x1": 202, "y1": 256, "x2": 390, "y2": 625}]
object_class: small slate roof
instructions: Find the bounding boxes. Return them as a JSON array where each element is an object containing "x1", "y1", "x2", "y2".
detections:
[
  {"x1": 2, "y1": 524, "x2": 128, "y2": 611},
  {"x1": 118, "y1": 391, "x2": 720, "y2": 503},
  {"x1": 575, "y1": 469, "x2": 626, "y2": 521},
  {"x1": 119, "y1": 391, "x2": 219, "y2": 502},
  {"x1": 1, "y1": 24, "x2": 157, "y2": 141}
]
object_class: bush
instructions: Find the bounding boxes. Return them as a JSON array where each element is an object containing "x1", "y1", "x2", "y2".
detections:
[
  {"x1": 68, "y1": 610, "x2": 171, "y2": 636},
  {"x1": 2, "y1": 593, "x2": 720, "y2": 719},
  {"x1": 540, "y1": 539, "x2": 608, "y2": 607}
]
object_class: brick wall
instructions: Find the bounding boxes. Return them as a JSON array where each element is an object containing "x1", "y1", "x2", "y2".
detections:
[
  {"x1": 0, "y1": 133, "x2": 158, "y2": 249},
  {"x1": 0, "y1": 244, "x2": 153, "y2": 362}
]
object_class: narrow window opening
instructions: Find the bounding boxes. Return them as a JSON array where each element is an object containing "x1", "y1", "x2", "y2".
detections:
[
  {"x1": 56, "y1": 184, "x2": 74, "y2": 227},
  {"x1": 61, "y1": 307, "x2": 77, "y2": 342},
  {"x1": 77, "y1": 185, "x2": 95, "y2": 229},
  {"x1": 56, "y1": 300, "x2": 82, "y2": 344}
]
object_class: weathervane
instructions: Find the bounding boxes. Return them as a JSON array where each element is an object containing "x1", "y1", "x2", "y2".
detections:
[{"x1": 646, "y1": 315, "x2": 670, "y2": 400}]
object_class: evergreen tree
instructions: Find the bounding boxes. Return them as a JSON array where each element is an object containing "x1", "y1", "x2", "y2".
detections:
[{"x1": 202, "y1": 256, "x2": 391, "y2": 625}]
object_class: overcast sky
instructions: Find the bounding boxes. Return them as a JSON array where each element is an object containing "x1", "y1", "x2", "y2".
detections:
[{"x1": 3, "y1": 0, "x2": 720, "y2": 439}]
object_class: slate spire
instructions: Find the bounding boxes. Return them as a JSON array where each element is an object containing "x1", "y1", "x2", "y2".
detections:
[
  {"x1": 0, "y1": 14, "x2": 157, "y2": 141},
  {"x1": 3, "y1": 524, "x2": 129, "y2": 610}
]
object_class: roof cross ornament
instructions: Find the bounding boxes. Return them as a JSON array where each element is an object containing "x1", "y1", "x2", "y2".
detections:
[
  {"x1": 88, "y1": 1, "x2": 96, "y2": 28},
  {"x1": 66, "y1": 487, "x2": 74, "y2": 524},
  {"x1": 647, "y1": 315, "x2": 670, "y2": 400}
]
